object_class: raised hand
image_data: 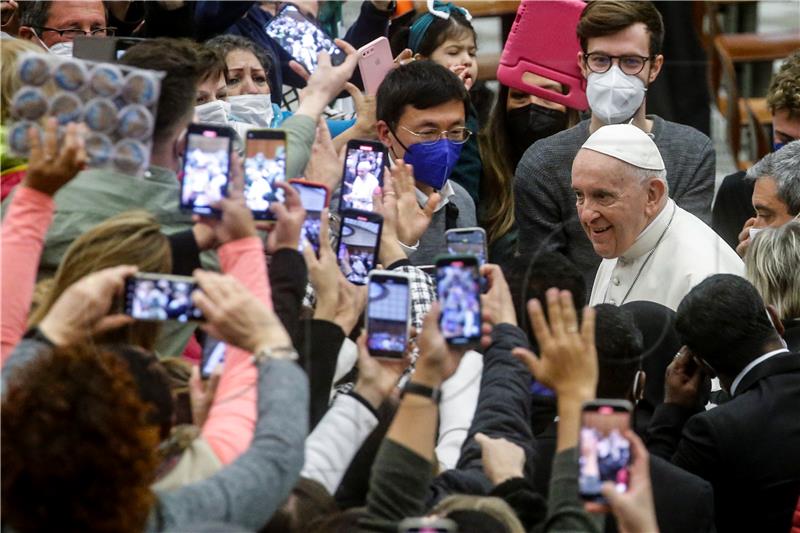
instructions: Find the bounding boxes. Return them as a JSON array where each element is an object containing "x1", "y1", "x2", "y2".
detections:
[
  {"x1": 303, "y1": 119, "x2": 344, "y2": 192},
  {"x1": 475, "y1": 432, "x2": 526, "y2": 486},
  {"x1": 389, "y1": 159, "x2": 439, "y2": 247},
  {"x1": 267, "y1": 182, "x2": 306, "y2": 253},
  {"x1": 23, "y1": 117, "x2": 87, "y2": 197},
  {"x1": 354, "y1": 333, "x2": 408, "y2": 409}
]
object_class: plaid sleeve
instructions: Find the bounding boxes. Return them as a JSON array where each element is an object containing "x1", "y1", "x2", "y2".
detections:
[{"x1": 390, "y1": 265, "x2": 435, "y2": 329}]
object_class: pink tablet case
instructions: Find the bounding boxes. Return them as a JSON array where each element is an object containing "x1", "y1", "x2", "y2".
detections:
[{"x1": 497, "y1": 0, "x2": 589, "y2": 111}]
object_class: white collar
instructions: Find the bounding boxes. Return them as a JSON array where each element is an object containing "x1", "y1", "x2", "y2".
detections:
[
  {"x1": 620, "y1": 199, "x2": 675, "y2": 263},
  {"x1": 415, "y1": 180, "x2": 455, "y2": 213},
  {"x1": 730, "y1": 348, "x2": 790, "y2": 395}
]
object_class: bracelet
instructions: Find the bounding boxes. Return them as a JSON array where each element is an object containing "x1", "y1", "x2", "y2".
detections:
[
  {"x1": 401, "y1": 382, "x2": 441, "y2": 403},
  {"x1": 252, "y1": 345, "x2": 299, "y2": 364}
]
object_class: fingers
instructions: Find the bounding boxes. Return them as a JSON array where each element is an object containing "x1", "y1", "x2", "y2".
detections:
[
  {"x1": 318, "y1": 208, "x2": 334, "y2": 256},
  {"x1": 625, "y1": 429, "x2": 650, "y2": 480},
  {"x1": 394, "y1": 48, "x2": 413, "y2": 66},
  {"x1": 334, "y1": 38, "x2": 357, "y2": 56},
  {"x1": 474, "y1": 432, "x2": 490, "y2": 448},
  {"x1": 191, "y1": 289, "x2": 222, "y2": 325},
  {"x1": 27, "y1": 122, "x2": 43, "y2": 161},
  {"x1": 559, "y1": 290, "x2": 579, "y2": 333},
  {"x1": 301, "y1": 234, "x2": 319, "y2": 266},
  {"x1": 546, "y1": 288, "x2": 564, "y2": 336},
  {"x1": 527, "y1": 298, "x2": 552, "y2": 346},
  {"x1": 289, "y1": 59, "x2": 310, "y2": 80},
  {"x1": 344, "y1": 81, "x2": 364, "y2": 105},
  {"x1": 599, "y1": 483, "x2": 619, "y2": 509},
  {"x1": 96, "y1": 264, "x2": 139, "y2": 296},
  {"x1": 193, "y1": 269, "x2": 234, "y2": 305},
  {"x1": 93, "y1": 314, "x2": 135, "y2": 334},
  {"x1": 422, "y1": 193, "x2": 440, "y2": 219},
  {"x1": 581, "y1": 305, "x2": 596, "y2": 350},
  {"x1": 512, "y1": 346, "x2": 540, "y2": 377},
  {"x1": 43, "y1": 116, "x2": 58, "y2": 160},
  {"x1": 316, "y1": 117, "x2": 333, "y2": 144}
]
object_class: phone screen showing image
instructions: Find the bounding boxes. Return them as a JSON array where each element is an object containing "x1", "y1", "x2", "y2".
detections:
[
  {"x1": 293, "y1": 182, "x2": 328, "y2": 255},
  {"x1": 579, "y1": 405, "x2": 632, "y2": 502},
  {"x1": 340, "y1": 142, "x2": 385, "y2": 212},
  {"x1": 337, "y1": 213, "x2": 381, "y2": 285},
  {"x1": 181, "y1": 128, "x2": 231, "y2": 215},
  {"x1": 265, "y1": 4, "x2": 345, "y2": 73},
  {"x1": 124, "y1": 275, "x2": 204, "y2": 322},
  {"x1": 436, "y1": 258, "x2": 481, "y2": 344},
  {"x1": 201, "y1": 341, "x2": 226, "y2": 379},
  {"x1": 244, "y1": 135, "x2": 286, "y2": 219},
  {"x1": 446, "y1": 229, "x2": 487, "y2": 265},
  {"x1": 367, "y1": 275, "x2": 409, "y2": 359}
]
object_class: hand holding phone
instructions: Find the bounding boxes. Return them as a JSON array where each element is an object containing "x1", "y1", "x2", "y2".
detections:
[
  {"x1": 367, "y1": 271, "x2": 410, "y2": 359},
  {"x1": 337, "y1": 209, "x2": 383, "y2": 285},
  {"x1": 180, "y1": 124, "x2": 234, "y2": 216},
  {"x1": 265, "y1": 3, "x2": 345, "y2": 74},
  {"x1": 124, "y1": 273, "x2": 204, "y2": 322},
  {"x1": 358, "y1": 36, "x2": 393, "y2": 95},
  {"x1": 291, "y1": 179, "x2": 330, "y2": 256},
  {"x1": 244, "y1": 129, "x2": 287, "y2": 220},
  {"x1": 436, "y1": 255, "x2": 481, "y2": 345},
  {"x1": 579, "y1": 400, "x2": 633, "y2": 504},
  {"x1": 340, "y1": 140, "x2": 386, "y2": 213},
  {"x1": 446, "y1": 227, "x2": 487, "y2": 265}
]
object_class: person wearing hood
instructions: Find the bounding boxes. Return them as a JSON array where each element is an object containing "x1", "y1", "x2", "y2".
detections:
[{"x1": 513, "y1": 0, "x2": 716, "y2": 292}]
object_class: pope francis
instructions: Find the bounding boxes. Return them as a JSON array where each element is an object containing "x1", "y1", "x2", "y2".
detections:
[{"x1": 572, "y1": 124, "x2": 744, "y2": 311}]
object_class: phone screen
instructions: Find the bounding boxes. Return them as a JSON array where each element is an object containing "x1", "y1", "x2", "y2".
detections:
[
  {"x1": 338, "y1": 213, "x2": 381, "y2": 285},
  {"x1": 446, "y1": 229, "x2": 487, "y2": 265},
  {"x1": 244, "y1": 134, "x2": 286, "y2": 219},
  {"x1": 293, "y1": 182, "x2": 328, "y2": 254},
  {"x1": 367, "y1": 275, "x2": 409, "y2": 358},
  {"x1": 265, "y1": 4, "x2": 345, "y2": 73},
  {"x1": 201, "y1": 341, "x2": 226, "y2": 379},
  {"x1": 340, "y1": 143, "x2": 385, "y2": 212},
  {"x1": 124, "y1": 275, "x2": 204, "y2": 322},
  {"x1": 436, "y1": 259, "x2": 481, "y2": 344},
  {"x1": 181, "y1": 127, "x2": 231, "y2": 215},
  {"x1": 579, "y1": 405, "x2": 632, "y2": 502}
]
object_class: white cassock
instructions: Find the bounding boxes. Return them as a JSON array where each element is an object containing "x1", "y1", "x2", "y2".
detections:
[{"x1": 590, "y1": 199, "x2": 744, "y2": 311}]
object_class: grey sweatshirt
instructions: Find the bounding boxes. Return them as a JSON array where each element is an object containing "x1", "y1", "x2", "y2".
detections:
[{"x1": 513, "y1": 115, "x2": 715, "y2": 291}]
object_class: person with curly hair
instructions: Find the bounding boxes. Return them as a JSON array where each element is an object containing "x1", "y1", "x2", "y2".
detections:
[{"x1": 2, "y1": 266, "x2": 308, "y2": 532}]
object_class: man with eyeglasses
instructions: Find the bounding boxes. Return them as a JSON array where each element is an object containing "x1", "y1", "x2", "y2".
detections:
[
  {"x1": 17, "y1": 0, "x2": 111, "y2": 53},
  {"x1": 375, "y1": 60, "x2": 477, "y2": 266},
  {"x1": 514, "y1": 0, "x2": 715, "y2": 293}
]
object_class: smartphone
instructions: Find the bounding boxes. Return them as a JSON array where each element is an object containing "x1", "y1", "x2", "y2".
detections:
[
  {"x1": 291, "y1": 179, "x2": 330, "y2": 255},
  {"x1": 358, "y1": 36, "x2": 394, "y2": 95},
  {"x1": 367, "y1": 271, "x2": 410, "y2": 359},
  {"x1": 337, "y1": 209, "x2": 383, "y2": 285},
  {"x1": 398, "y1": 517, "x2": 457, "y2": 533},
  {"x1": 339, "y1": 140, "x2": 386, "y2": 213},
  {"x1": 445, "y1": 227, "x2": 487, "y2": 265},
  {"x1": 435, "y1": 255, "x2": 481, "y2": 345},
  {"x1": 579, "y1": 400, "x2": 633, "y2": 503},
  {"x1": 73, "y1": 35, "x2": 145, "y2": 61},
  {"x1": 244, "y1": 129, "x2": 287, "y2": 220},
  {"x1": 265, "y1": 3, "x2": 346, "y2": 74},
  {"x1": 180, "y1": 123, "x2": 234, "y2": 216},
  {"x1": 201, "y1": 340, "x2": 226, "y2": 379},
  {"x1": 123, "y1": 273, "x2": 204, "y2": 323}
]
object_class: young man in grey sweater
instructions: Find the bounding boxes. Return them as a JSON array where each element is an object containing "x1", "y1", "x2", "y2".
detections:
[
  {"x1": 375, "y1": 60, "x2": 477, "y2": 266},
  {"x1": 513, "y1": 1, "x2": 715, "y2": 291}
]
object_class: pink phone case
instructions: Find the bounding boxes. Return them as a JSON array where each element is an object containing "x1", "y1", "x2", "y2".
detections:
[
  {"x1": 497, "y1": 0, "x2": 589, "y2": 111},
  {"x1": 358, "y1": 37, "x2": 394, "y2": 95}
]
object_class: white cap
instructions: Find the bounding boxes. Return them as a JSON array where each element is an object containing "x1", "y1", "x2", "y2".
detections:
[{"x1": 581, "y1": 124, "x2": 665, "y2": 171}]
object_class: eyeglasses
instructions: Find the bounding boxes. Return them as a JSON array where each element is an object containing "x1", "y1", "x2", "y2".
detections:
[
  {"x1": 583, "y1": 52, "x2": 654, "y2": 76},
  {"x1": 398, "y1": 125, "x2": 472, "y2": 146},
  {"x1": 33, "y1": 26, "x2": 117, "y2": 39}
]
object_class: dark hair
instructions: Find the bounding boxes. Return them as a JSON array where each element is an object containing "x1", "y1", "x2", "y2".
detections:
[
  {"x1": 120, "y1": 38, "x2": 224, "y2": 143},
  {"x1": 205, "y1": 34, "x2": 275, "y2": 94},
  {"x1": 504, "y1": 252, "x2": 587, "y2": 342},
  {"x1": 17, "y1": 0, "x2": 51, "y2": 28},
  {"x1": 390, "y1": 6, "x2": 477, "y2": 57},
  {"x1": 2, "y1": 343, "x2": 158, "y2": 532},
  {"x1": 261, "y1": 477, "x2": 337, "y2": 533},
  {"x1": 675, "y1": 274, "x2": 779, "y2": 378},
  {"x1": 448, "y1": 510, "x2": 510, "y2": 532},
  {"x1": 577, "y1": 0, "x2": 665, "y2": 56},
  {"x1": 376, "y1": 60, "x2": 469, "y2": 128},
  {"x1": 594, "y1": 304, "x2": 644, "y2": 399},
  {"x1": 115, "y1": 345, "x2": 174, "y2": 440}
]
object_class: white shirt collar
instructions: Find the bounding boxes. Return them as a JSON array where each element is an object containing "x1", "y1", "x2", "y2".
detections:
[
  {"x1": 415, "y1": 181, "x2": 455, "y2": 213},
  {"x1": 620, "y1": 199, "x2": 675, "y2": 262},
  {"x1": 730, "y1": 348, "x2": 790, "y2": 395}
]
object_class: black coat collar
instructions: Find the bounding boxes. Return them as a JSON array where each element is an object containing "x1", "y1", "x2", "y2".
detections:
[{"x1": 734, "y1": 351, "x2": 800, "y2": 396}]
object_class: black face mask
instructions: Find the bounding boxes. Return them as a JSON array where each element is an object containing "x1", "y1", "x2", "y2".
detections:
[{"x1": 506, "y1": 102, "x2": 569, "y2": 162}]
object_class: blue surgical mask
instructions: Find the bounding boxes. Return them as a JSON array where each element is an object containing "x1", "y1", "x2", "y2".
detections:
[
  {"x1": 774, "y1": 141, "x2": 787, "y2": 152},
  {"x1": 398, "y1": 138, "x2": 463, "y2": 190}
]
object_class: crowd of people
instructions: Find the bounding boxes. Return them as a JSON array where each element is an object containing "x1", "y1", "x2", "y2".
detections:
[{"x1": 1, "y1": 0, "x2": 799, "y2": 532}]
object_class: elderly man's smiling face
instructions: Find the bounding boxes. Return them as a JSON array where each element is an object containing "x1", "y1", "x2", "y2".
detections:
[{"x1": 572, "y1": 149, "x2": 662, "y2": 259}]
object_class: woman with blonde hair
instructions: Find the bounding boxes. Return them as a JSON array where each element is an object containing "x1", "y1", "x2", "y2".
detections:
[{"x1": 744, "y1": 220, "x2": 800, "y2": 351}]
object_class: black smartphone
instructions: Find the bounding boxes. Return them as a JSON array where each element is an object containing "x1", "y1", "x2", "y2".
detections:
[
  {"x1": 180, "y1": 123, "x2": 234, "y2": 216},
  {"x1": 367, "y1": 271, "x2": 410, "y2": 359},
  {"x1": 435, "y1": 255, "x2": 481, "y2": 345},
  {"x1": 244, "y1": 129, "x2": 287, "y2": 220},
  {"x1": 445, "y1": 227, "x2": 488, "y2": 265},
  {"x1": 201, "y1": 340, "x2": 226, "y2": 379},
  {"x1": 339, "y1": 139, "x2": 386, "y2": 213},
  {"x1": 123, "y1": 273, "x2": 204, "y2": 323},
  {"x1": 265, "y1": 3, "x2": 346, "y2": 74},
  {"x1": 579, "y1": 400, "x2": 633, "y2": 504},
  {"x1": 291, "y1": 179, "x2": 330, "y2": 255},
  {"x1": 337, "y1": 209, "x2": 383, "y2": 285}
]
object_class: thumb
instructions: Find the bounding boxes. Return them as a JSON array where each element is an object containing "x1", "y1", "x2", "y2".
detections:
[
  {"x1": 422, "y1": 193, "x2": 440, "y2": 218},
  {"x1": 600, "y1": 481, "x2": 621, "y2": 507},
  {"x1": 512, "y1": 347, "x2": 540, "y2": 376},
  {"x1": 189, "y1": 365, "x2": 204, "y2": 396},
  {"x1": 270, "y1": 201, "x2": 288, "y2": 221},
  {"x1": 474, "y1": 432, "x2": 490, "y2": 449},
  {"x1": 92, "y1": 314, "x2": 135, "y2": 335}
]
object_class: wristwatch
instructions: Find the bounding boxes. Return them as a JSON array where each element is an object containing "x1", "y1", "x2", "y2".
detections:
[
  {"x1": 252, "y1": 345, "x2": 299, "y2": 364},
  {"x1": 401, "y1": 382, "x2": 441, "y2": 403}
]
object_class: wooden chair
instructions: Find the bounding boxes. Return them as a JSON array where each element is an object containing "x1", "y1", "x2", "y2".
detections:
[{"x1": 711, "y1": 32, "x2": 800, "y2": 169}]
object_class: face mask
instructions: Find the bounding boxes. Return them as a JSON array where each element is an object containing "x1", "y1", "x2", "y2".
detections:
[
  {"x1": 33, "y1": 30, "x2": 74, "y2": 57},
  {"x1": 586, "y1": 65, "x2": 647, "y2": 125},
  {"x1": 228, "y1": 94, "x2": 275, "y2": 128},
  {"x1": 402, "y1": 138, "x2": 463, "y2": 190},
  {"x1": 195, "y1": 100, "x2": 231, "y2": 126},
  {"x1": 749, "y1": 226, "x2": 764, "y2": 240},
  {"x1": 506, "y1": 102, "x2": 568, "y2": 162}
]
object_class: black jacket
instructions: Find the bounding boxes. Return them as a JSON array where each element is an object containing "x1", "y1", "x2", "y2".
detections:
[{"x1": 648, "y1": 351, "x2": 800, "y2": 532}]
